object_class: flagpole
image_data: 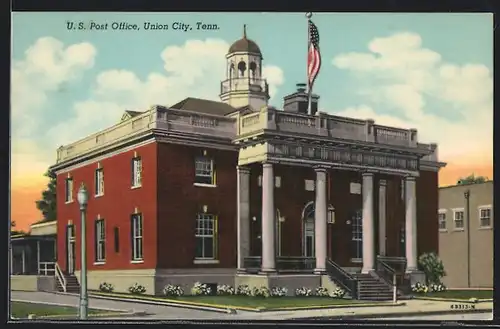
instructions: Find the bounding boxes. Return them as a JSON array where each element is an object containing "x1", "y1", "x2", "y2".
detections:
[{"x1": 306, "y1": 12, "x2": 313, "y2": 115}]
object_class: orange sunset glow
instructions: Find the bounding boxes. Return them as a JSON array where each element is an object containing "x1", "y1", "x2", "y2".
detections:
[{"x1": 10, "y1": 161, "x2": 493, "y2": 233}]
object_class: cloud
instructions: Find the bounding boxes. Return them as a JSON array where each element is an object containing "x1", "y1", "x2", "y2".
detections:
[
  {"x1": 11, "y1": 37, "x2": 97, "y2": 137},
  {"x1": 47, "y1": 38, "x2": 285, "y2": 146},
  {"x1": 332, "y1": 32, "x2": 493, "y2": 165}
]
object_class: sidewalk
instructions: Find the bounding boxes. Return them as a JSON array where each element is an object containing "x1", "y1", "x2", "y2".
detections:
[{"x1": 253, "y1": 299, "x2": 493, "y2": 320}]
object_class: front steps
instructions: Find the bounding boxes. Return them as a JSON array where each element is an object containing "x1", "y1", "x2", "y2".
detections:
[
  {"x1": 56, "y1": 273, "x2": 80, "y2": 293},
  {"x1": 353, "y1": 273, "x2": 404, "y2": 301}
]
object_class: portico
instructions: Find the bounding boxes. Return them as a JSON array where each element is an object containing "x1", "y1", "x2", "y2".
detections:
[{"x1": 233, "y1": 105, "x2": 433, "y2": 278}]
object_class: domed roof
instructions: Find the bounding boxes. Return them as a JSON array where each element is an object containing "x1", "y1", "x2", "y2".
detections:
[{"x1": 228, "y1": 25, "x2": 262, "y2": 55}]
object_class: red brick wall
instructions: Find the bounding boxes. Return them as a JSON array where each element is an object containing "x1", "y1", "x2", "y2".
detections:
[
  {"x1": 56, "y1": 142, "x2": 158, "y2": 271},
  {"x1": 156, "y1": 143, "x2": 238, "y2": 269},
  {"x1": 416, "y1": 170, "x2": 439, "y2": 256}
]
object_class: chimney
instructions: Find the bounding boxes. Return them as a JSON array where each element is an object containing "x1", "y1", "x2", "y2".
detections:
[{"x1": 283, "y1": 83, "x2": 320, "y2": 115}]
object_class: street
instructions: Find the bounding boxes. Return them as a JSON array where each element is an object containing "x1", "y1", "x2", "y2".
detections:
[{"x1": 10, "y1": 291, "x2": 494, "y2": 321}]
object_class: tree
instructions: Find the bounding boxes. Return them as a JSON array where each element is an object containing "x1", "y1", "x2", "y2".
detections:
[
  {"x1": 457, "y1": 174, "x2": 489, "y2": 185},
  {"x1": 35, "y1": 169, "x2": 57, "y2": 222}
]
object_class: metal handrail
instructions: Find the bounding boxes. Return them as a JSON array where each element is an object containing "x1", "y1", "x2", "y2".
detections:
[
  {"x1": 326, "y1": 259, "x2": 358, "y2": 299},
  {"x1": 55, "y1": 263, "x2": 67, "y2": 292},
  {"x1": 38, "y1": 262, "x2": 56, "y2": 276}
]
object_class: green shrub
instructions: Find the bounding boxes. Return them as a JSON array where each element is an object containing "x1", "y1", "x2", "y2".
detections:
[{"x1": 418, "y1": 252, "x2": 446, "y2": 285}]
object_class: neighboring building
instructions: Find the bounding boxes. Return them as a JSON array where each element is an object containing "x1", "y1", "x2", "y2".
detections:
[
  {"x1": 49, "y1": 27, "x2": 446, "y2": 297},
  {"x1": 438, "y1": 181, "x2": 493, "y2": 288},
  {"x1": 10, "y1": 220, "x2": 57, "y2": 275}
]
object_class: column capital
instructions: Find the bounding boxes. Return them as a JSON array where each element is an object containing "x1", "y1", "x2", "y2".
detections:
[
  {"x1": 379, "y1": 179, "x2": 387, "y2": 186},
  {"x1": 405, "y1": 175, "x2": 417, "y2": 182},
  {"x1": 313, "y1": 166, "x2": 328, "y2": 173},
  {"x1": 262, "y1": 162, "x2": 273, "y2": 168},
  {"x1": 362, "y1": 171, "x2": 375, "y2": 177},
  {"x1": 237, "y1": 166, "x2": 251, "y2": 174}
]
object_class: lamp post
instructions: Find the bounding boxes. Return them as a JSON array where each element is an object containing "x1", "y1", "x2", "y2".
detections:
[{"x1": 77, "y1": 183, "x2": 89, "y2": 320}]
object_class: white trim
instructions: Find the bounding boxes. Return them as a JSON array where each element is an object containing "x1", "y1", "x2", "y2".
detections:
[
  {"x1": 52, "y1": 138, "x2": 156, "y2": 174},
  {"x1": 30, "y1": 221, "x2": 57, "y2": 229},
  {"x1": 438, "y1": 209, "x2": 447, "y2": 232},
  {"x1": 193, "y1": 183, "x2": 217, "y2": 188},
  {"x1": 478, "y1": 205, "x2": 492, "y2": 229},
  {"x1": 93, "y1": 262, "x2": 105, "y2": 266},
  {"x1": 451, "y1": 208, "x2": 465, "y2": 231},
  {"x1": 130, "y1": 260, "x2": 144, "y2": 264},
  {"x1": 193, "y1": 259, "x2": 220, "y2": 264}
]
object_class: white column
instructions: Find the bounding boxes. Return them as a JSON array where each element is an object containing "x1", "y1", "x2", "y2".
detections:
[
  {"x1": 237, "y1": 166, "x2": 251, "y2": 271},
  {"x1": 378, "y1": 179, "x2": 387, "y2": 256},
  {"x1": 37, "y1": 240, "x2": 41, "y2": 275},
  {"x1": 362, "y1": 172, "x2": 375, "y2": 273},
  {"x1": 405, "y1": 176, "x2": 418, "y2": 272},
  {"x1": 314, "y1": 168, "x2": 328, "y2": 273},
  {"x1": 261, "y1": 163, "x2": 276, "y2": 272}
]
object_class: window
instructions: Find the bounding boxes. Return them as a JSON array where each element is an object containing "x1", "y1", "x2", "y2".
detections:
[
  {"x1": 453, "y1": 209, "x2": 465, "y2": 230},
  {"x1": 131, "y1": 214, "x2": 143, "y2": 261},
  {"x1": 479, "y1": 206, "x2": 492, "y2": 228},
  {"x1": 351, "y1": 210, "x2": 363, "y2": 262},
  {"x1": 114, "y1": 227, "x2": 120, "y2": 253},
  {"x1": 438, "y1": 210, "x2": 447, "y2": 231},
  {"x1": 195, "y1": 213, "x2": 217, "y2": 259},
  {"x1": 95, "y1": 168, "x2": 104, "y2": 196},
  {"x1": 95, "y1": 219, "x2": 106, "y2": 262},
  {"x1": 65, "y1": 178, "x2": 73, "y2": 203},
  {"x1": 195, "y1": 157, "x2": 215, "y2": 185},
  {"x1": 131, "y1": 157, "x2": 142, "y2": 187}
]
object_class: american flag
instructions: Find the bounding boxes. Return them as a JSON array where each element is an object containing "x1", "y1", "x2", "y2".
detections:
[{"x1": 307, "y1": 19, "x2": 321, "y2": 88}]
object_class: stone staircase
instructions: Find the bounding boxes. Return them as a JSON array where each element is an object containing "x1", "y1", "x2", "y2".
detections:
[
  {"x1": 56, "y1": 273, "x2": 81, "y2": 293},
  {"x1": 352, "y1": 272, "x2": 403, "y2": 301}
]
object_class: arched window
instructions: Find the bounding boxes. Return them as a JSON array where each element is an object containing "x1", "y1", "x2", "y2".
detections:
[
  {"x1": 229, "y1": 63, "x2": 235, "y2": 80},
  {"x1": 302, "y1": 201, "x2": 315, "y2": 257},
  {"x1": 249, "y1": 62, "x2": 257, "y2": 79},
  {"x1": 238, "y1": 61, "x2": 246, "y2": 77}
]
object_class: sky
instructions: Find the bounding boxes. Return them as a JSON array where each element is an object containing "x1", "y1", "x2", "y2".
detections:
[{"x1": 11, "y1": 12, "x2": 493, "y2": 231}]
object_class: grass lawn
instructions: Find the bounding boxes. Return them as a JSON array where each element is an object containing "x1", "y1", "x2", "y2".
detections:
[
  {"x1": 11, "y1": 301, "x2": 103, "y2": 319},
  {"x1": 169, "y1": 296, "x2": 365, "y2": 309},
  {"x1": 415, "y1": 290, "x2": 493, "y2": 300},
  {"x1": 91, "y1": 291, "x2": 370, "y2": 310}
]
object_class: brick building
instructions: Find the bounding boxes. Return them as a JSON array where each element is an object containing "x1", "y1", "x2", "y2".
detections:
[{"x1": 50, "y1": 29, "x2": 446, "y2": 297}]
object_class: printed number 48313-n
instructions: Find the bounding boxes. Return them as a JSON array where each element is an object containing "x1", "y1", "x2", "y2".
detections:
[{"x1": 450, "y1": 304, "x2": 476, "y2": 310}]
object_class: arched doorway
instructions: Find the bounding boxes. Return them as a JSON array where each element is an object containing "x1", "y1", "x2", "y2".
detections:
[{"x1": 302, "y1": 202, "x2": 315, "y2": 257}]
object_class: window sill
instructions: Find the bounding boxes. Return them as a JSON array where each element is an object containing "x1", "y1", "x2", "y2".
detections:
[
  {"x1": 194, "y1": 259, "x2": 219, "y2": 264},
  {"x1": 131, "y1": 185, "x2": 142, "y2": 190},
  {"x1": 95, "y1": 194, "x2": 104, "y2": 198},
  {"x1": 93, "y1": 262, "x2": 106, "y2": 266},
  {"x1": 350, "y1": 258, "x2": 362, "y2": 263},
  {"x1": 439, "y1": 229, "x2": 448, "y2": 233},
  {"x1": 478, "y1": 226, "x2": 493, "y2": 230},
  {"x1": 131, "y1": 260, "x2": 144, "y2": 264},
  {"x1": 453, "y1": 228, "x2": 465, "y2": 232},
  {"x1": 65, "y1": 201, "x2": 74, "y2": 204},
  {"x1": 193, "y1": 183, "x2": 217, "y2": 188}
]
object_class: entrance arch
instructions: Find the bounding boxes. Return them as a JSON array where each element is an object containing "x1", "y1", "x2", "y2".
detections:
[{"x1": 302, "y1": 201, "x2": 315, "y2": 257}]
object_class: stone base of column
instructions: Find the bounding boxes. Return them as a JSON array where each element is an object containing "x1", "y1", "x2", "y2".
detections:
[
  {"x1": 314, "y1": 269, "x2": 326, "y2": 275},
  {"x1": 236, "y1": 268, "x2": 247, "y2": 274},
  {"x1": 405, "y1": 270, "x2": 425, "y2": 285},
  {"x1": 361, "y1": 268, "x2": 374, "y2": 274},
  {"x1": 258, "y1": 269, "x2": 276, "y2": 275}
]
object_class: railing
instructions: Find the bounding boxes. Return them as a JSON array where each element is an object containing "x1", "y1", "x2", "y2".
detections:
[
  {"x1": 38, "y1": 262, "x2": 56, "y2": 276},
  {"x1": 220, "y1": 77, "x2": 268, "y2": 94},
  {"x1": 55, "y1": 263, "x2": 67, "y2": 293},
  {"x1": 375, "y1": 256, "x2": 411, "y2": 295},
  {"x1": 326, "y1": 259, "x2": 358, "y2": 299},
  {"x1": 242, "y1": 256, "x2": 316, "y2": 273}
]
